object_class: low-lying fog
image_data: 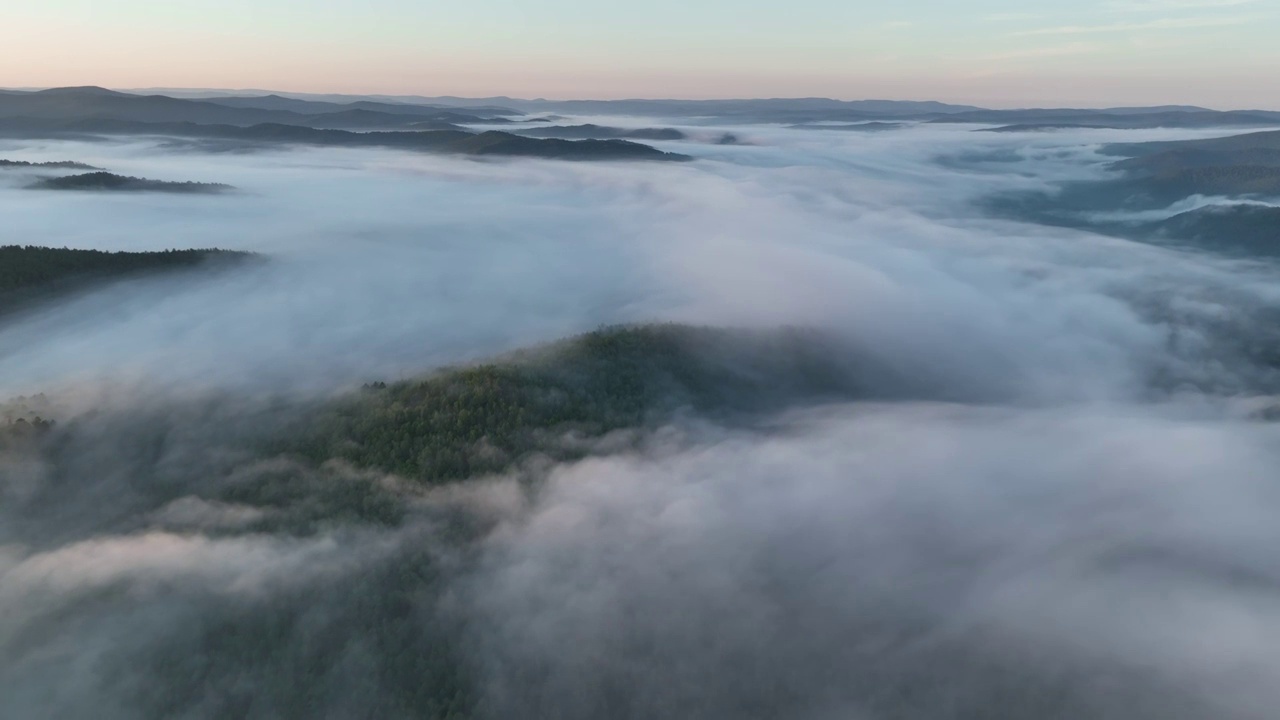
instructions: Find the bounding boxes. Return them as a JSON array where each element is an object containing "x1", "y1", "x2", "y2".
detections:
[
  {"x1": 3, "y1": 120, "x2": 1280, "y2": 719},
  {"x1": 3, "y1": 122, "x2": 1277, "y2": 399}
]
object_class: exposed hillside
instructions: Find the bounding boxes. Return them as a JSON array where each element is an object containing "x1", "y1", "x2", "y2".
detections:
[{"x1": 29, "y1": 172, "x2": 233, "y2": 193}]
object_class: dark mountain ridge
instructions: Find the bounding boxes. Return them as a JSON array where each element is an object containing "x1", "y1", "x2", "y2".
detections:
[
  {"x1": 29, "y1": 172, "x2": 234, "y2": 193},
  {"x1": 516, "y1": 124, "x2": 688, "y2": 141},
  {"x1": 0, "y1": 245, "x2": 253, "y2": 319},
  {"x1": 0, "y1": 118, "x2": 691, "y2": 161},
  {"x1": 9, "y1": 88, "x2": 1280, "y2": 128},
  {"x1": 0, "y1": 87, "x2": 517, "y2": 130}
]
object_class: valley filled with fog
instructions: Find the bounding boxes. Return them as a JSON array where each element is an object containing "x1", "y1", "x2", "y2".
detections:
[{"x1": 4, "y1": 117, "x2": 1280, "y2": 719}]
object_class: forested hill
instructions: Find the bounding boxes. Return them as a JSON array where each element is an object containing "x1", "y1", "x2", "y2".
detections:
[
  {"x1": 0, "y1": 118, "x2": 693, "y2": 161},
  {"x1": 4, "y1": 323, "x2": 880, "y2": 534},
  {"x1": 0, "y1": 323, "x2": 918, "y2": 716},
  {"x1": 0, "y1": 245, "x2": 253, "y2": 315},
  {"x1": 285, "y1": 324, "x2": 878, "y2": 485},
  {"x1": 0, "y1": 159, "x2": 99, "y2": 170},
  {"x1": 29, "y1": 172, "x2": 233, "y2": 193}
]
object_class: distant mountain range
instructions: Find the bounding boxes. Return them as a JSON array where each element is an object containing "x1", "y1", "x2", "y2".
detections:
[
  {"x1": 5, "y1": 87, "x2": 1280, "y2": 129},
  {"x1": 93, "y1": 88, "x2": 1280, "y2": 127},
  {"x1": 0, "y1": 116, "x2": 691, "y2": 162},
  {"x1": 984, "y1": 128, "x2": 1280, "y2": 257},
  {"x1": 0, "y1": 86, "x2": 517, "y2": 130},
  {"x1": 3, "y1": 87, "x2": 1279, "y2": 164}
]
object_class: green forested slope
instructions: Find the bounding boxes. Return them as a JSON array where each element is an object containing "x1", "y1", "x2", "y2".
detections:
[{"x1": 287, "y1": 324, "x2": 864, "y2": 484}]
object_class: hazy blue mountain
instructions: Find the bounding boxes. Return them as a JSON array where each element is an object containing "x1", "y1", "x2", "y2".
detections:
[
  {"x1": 0, "y1": 87, "x2": 519, "y2": 130},
  {"x1": 980, "y1": 127, "x2": 1280, "y2": 257},
  {"x1": 17, "y1": 88, "x2": 1280, "y2": 128},
  {"x1": 942, "y1": 109, "x2": 1280, "y2": 130},
  {"x1": 0, "y1": 118, "x2": 691, "y2": 161},
  {"x1": 0, "y1": 159, "x2": 99, "y2": 170},
  {"x1": 1141, "y1": 205, "x2": 1280, "y2": 255},
  {"x1": 199, "y1": 93, "x2": 521, "y2": 118},
  {"x1": 789, "y1": 121, "x2": 906, "y2": 131},
  {"x1": 1107, "y1": 129, "x2": 1280, "y2": 158},
  {"x1": 517, "y1": 124, "x2": 688, "y2": 140}
]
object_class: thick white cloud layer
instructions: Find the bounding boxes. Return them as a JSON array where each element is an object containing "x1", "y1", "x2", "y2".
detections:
[{"x1": 2, "y1": 121, "x2": 1279, "y2": 718}]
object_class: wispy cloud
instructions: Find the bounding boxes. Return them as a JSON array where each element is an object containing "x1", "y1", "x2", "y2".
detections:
[
  {"x1": 1014, "y1": 15, "x2": 1251, "y2": 35},
  {"x1": 985, "y1": 12, "x2": 1044, "y2": 22},
  {"x1": 988, "y1": 42, "x2": 1102, "y2": 60},
  {"x1": 1106, "y1": 0, "x2": 1258, "y2": 11}
]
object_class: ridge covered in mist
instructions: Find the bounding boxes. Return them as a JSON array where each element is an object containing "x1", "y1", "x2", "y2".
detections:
[
  {"x1": 3, "y1": 98, "x2": 1280, "y2": 720},
  {"x1": 29, "y1": 172, "x2": 234, "y2": 193},
  {"x1": 0, "y1": 246, "x2": 252, "y2": 320}
]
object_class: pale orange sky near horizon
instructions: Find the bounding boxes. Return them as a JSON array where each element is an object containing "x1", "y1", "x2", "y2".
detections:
[{"x1": 5, "y1": 0, "x2": 1278, "y2": 109}]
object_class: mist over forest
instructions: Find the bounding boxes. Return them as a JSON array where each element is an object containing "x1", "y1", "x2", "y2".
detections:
[{"x1": 2, "y1": 88, "x2": 1280, "y2": 719}]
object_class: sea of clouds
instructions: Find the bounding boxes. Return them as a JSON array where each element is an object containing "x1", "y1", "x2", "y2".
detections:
[{"x1": 2, "y1": 121, "x2": 1279, "y2": 718}]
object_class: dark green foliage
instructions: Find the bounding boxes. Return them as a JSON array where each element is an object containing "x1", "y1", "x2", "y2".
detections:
[
  {"x1": 435, "y1": 130, "x2": 691, "y2": 160},
  {"x1": 0, "y1": 245, "x2": 250, "y2": 295},
  {"x1": 0, "y1": 415, "x2": 55, "y2": 450},
  {"x1": 288, "y1": 324, "x2": 864, "y2": 484},
  {"x1": 217, "y1": 462, "x2": 407, "y2": 535},
  {"x1": 29, "y1": 171, "x2": 233, "y2": 193},
  {"x1": 0, "y1": 245, "x2": 253, "y2": 317},
  {"x1": 107, "y1": 543, "x2": 477, "y2": 720}
]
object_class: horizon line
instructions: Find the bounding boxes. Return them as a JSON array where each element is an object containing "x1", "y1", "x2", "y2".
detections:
[{"x1": 0, "y1": 84, "x2": 1254, "y2": 113}]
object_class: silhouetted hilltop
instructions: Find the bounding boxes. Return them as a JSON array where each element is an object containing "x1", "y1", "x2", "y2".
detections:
[
  {"x1": 0, "y1": 118, "x2": 693, "y2": 161},
  {"x1": 518, "y1": 124, "x2": 688, "y2": 140},
  {"x1": 938, "y1": 109, "x2": 1280, "y2": 130},
  {"x1": 444, "y1": 131, "x2": 689, "y2": 159},
  {"x1": 790, "y1": 122, "x2": 905, "y2": 132},
  {"x1": 29, "y1": 172, "x2": 233, "y2": 193},
  {"x1": 1106, "y1": 130, "x2": 1280, "y2": 160},
  {"x1": 0, "y1": 158, "x2": 99, "y2": 170},
  {"x1": 1141, "y1": 205, "x2": 1280, "y2": 256},
  {"x1": 270, "y1": 324, "x2": 876, "y2": 484},
  {"x1": 981, "y1": 128, "x2": 1280, "y2": 257},
  {"x1": 0, "y1": 86, "x2": 519, "y2": 130},
  {"x1": 198, "y1": 92, "x2": 522, "y2": 118},
  {"x1": 0, "y1": 245, "x2": 253, "y2": 317},
  {"x1": 1102, "y1": 131, "x2": 1280, "y2": 198}
]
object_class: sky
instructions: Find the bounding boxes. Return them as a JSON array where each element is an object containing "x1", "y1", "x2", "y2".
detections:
[{"x1": 4, "y1": 0, "x2": 1279, "y2": 108}]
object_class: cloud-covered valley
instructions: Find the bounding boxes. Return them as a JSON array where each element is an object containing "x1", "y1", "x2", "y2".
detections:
[{"x1": 3, "y1": 119, "x2": 1280, "y2": 719}]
